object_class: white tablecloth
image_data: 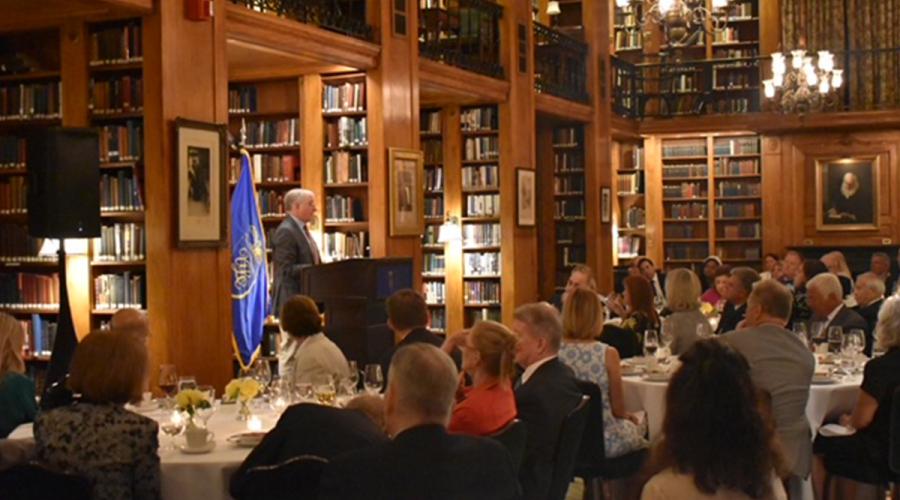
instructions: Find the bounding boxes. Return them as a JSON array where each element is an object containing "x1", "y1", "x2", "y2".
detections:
[
  {"x1": 9, "y1": 402, "x2": 280, "y2": 500},
  {"x1": 623, "y1": 374, "x2": 862, "y2": 441}
]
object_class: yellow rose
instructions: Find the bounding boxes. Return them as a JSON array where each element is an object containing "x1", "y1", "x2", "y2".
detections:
[
  {"x1": 175, "y1": 389, "x2": 209, "y2": 413},
  {"x1": 238, "y1": 379, "x2": 261, "y2": 401},
  {"x1": 700, "y1": 302, "x2": 715, "y2": 316},
  {"x1": 225, "y1": 379, "x2": 241, "y2": 401}
]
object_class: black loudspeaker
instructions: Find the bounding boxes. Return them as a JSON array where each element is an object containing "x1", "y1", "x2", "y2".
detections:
[{"x1": 26, "y1": 128, "x2": 101, "y2": 238}]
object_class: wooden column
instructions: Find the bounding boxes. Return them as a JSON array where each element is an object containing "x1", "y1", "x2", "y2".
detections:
[
  {"x1": 143, "y1": 0, "x2": 232, "y2": 391},
  {"x1": 535, "y1": 119, "x2": 556, "y2": 301},
  {"x1": 499, "y1": 0, "x2": 539, "y2": 322},
  {"x1": 442, "y1": 106, "x2": 464, "y2": 335},
  {"x1": 301, "y1": 75, "x2": 325, "y2": 241}
]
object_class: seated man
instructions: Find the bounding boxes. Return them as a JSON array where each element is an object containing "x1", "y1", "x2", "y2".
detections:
[
  {"x1": 720, "y1": 279, "x2": 815, "y2": 486},
  {"x1": 852, "y1": 272, "x2": 886, "y2": 356},
  {"x1": 228, "y1": 395, "x2": 387, "y2": 499},
  {"x1": 318, "y1": 344, "x2": 520, "y2": 500},
  {"x1": 110, "y1": 308, "x2": 150, "y2": 342},
  {"x1": 808, "y1": 273, "x2": 868, "y2": 349},
  {"x1": 512, "y1": 302, "x2": 583, "y2": 500},
  {"x1": 716, "y1": 267, "x2": 760, "y2": 335},
  {"x1": 380, "y1": 289, "x2": 458, "y2": 381}
]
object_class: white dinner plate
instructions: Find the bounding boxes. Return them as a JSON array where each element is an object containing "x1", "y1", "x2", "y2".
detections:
[
  {"x1": 811, "y1": 376, "x2": 837, "y2": 385},
  {"x1": 227, "y1": 432, "x2": 266, "y2": 448},
  {"x1": 642, "y1": 373, "x2": 670, "y2": 383},
  {"x1": 179, "y1": 441, "x2": 216, "y2": 454}
]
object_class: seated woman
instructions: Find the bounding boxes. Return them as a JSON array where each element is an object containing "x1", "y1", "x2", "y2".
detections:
[
  {"x1": 790, "y1": 259, "x2": 828, "y2": 327},
  {"x1": 760, "y1": 253, "x2": 780, "y2": 281},
  {"x1": 699, "y1": 256, "x2": 721, "y2": 295},
  {"x1": 0, "y1": 313, "x2": 37, "y2": 438},
  {"x1": 812, "y1": 295, "x2": 900, "y2": 498},
  {"x1": 559, "y1": 289, "x2": 647, "y2": 458},
  {"x1": 35, "y1": 330, "x2": 159, "y2": 500},
  {"x1": 642, "y1": 340, "x2": 787, "y2": 500},
  {"x1": 442, "y1": 320, "x2": 517, "y2": 436},
  {"x1": 663, "y1": 268, "x2": 712, "y2": 356},
  {"x1": 603, "y1": 276, "x2": 660, "y2": 358},
  {"x1": 820, "y1": 251, "x2": 854, "y2": 298},
  {"x1": 278, "y1": 295, "x2": 350, "y2": 385},
  {"x1": 701, "y1": 265, "x2": 731, "y2": 308}
]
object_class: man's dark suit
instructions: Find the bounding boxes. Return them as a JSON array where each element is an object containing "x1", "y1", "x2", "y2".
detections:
[
  {"x1": 716, "y1": 302, "x2": 746, "y2": 335},
  {"x1": 840, "y1": 302, "x2": 880, "y2": 356},
  {"x1": 514, "y1": 358, "x2": 582, "y2": 500},
  {"x1": 229, "y1": 404, "x2": 386, "y2": 498},
  {"x1": 317, "y1": 424, "x2": 521, "y2": 500},
  {"x1": 271, "y1": 216, "x2": 319, "y2": 314},
  {"x1": 380, "y1": 327, "x2": 460, "y2": 382}
]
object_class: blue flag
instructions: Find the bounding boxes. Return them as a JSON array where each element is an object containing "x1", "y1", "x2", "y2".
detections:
[{"x1": 231, "y1": 151, "x2": 268, "y2": 368}]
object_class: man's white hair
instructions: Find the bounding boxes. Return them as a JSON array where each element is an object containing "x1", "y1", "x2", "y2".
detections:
[
  {"x1": 807, "y1": 273, "x2": 843, "y2": 300},
  {"x1": 284, "y1": 188, "x2": 314, "y2": 212}
]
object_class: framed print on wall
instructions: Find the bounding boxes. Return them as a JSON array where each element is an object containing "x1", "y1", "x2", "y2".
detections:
[
  {"x1": 815, "y1": 156, "x2": 880, "y2": 232},
  {"x1": 517, "y1": 168, "x2": 536, "y2": 227},
  {"x1": 389, "y1": 147, "x2": 424, "y2": 236},
  {"x1": 175, "y1": 118, "x2": 227, "y2": 247}
]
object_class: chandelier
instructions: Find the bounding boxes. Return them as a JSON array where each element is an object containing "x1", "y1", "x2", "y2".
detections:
[
  {"x1": 615, "y1": 0, "x2": 736, "y2": 47},
  {"x1": 763, "y1": 49, "x2": 843, "y2": 114}
]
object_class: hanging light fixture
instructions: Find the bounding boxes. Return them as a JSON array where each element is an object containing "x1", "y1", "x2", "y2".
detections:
[
  {"x1": 763, "y1": 48, "x2": 842, "y2": 114},
  {"x1": 546, "y1": 1, "x2": 561, "y2": 16},
  {"x1": 615, "y1": 0, "x2": 737, "y2": 47}
]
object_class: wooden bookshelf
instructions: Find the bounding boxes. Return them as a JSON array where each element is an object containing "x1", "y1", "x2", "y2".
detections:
[
  {"x1": 421, "y1": 108, "x2": 446, "y2": 334},
  {"x1": 551, "y1": 124, "x2": 587, "y2": 293},
  {"x1": 612, "y1": 139, "x2": 645, "y2": 267}
]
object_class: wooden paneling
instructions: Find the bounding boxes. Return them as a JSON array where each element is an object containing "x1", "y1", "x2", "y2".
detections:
[
  {"x1": 0, "y1": 0, "x2": 150, "y2": 31},
  {"x1": 419, "y1": 59, "x2": 510, "y2": 105},
  {"x1": 534, "y1": 93, "x2": 593, "y2": 122},
  {"x1": 301, "y1": 76, "x2": 325, "y2": 239},
  {"x1": 443, "y1": 106, "x2": 464, "y2": 335},
  {"x1": 536, "y1": 119, "x2": 557, "y2": 301},
  {"x1": 639, "y1": 110, "x2": 900, "y2": 136}
]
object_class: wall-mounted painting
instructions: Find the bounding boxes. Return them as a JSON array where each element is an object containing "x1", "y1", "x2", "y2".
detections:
[
  {"x1": 815, "y1": 156, "x2": 880, "y2": 232},
  {"x1": 175, "y1": 118, "x2": 227, "y2": 247}
]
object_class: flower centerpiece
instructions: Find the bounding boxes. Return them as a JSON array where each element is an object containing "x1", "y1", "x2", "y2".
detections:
[
  {"x1": 174, "y1": 389, "x2": 211, "y2": 428},
  {"x1": 225, "y1": 377, "x2": 262, "y2": 420}
]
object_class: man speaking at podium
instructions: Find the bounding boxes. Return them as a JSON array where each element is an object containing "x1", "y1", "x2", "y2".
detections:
[{"x1": 271, "y1": 188, "x2": 322, "y2": 315}]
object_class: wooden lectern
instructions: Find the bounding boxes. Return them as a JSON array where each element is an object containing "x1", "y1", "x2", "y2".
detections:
[{"x1": 299, "y1": 258, "x2": 413, "y2": 365}]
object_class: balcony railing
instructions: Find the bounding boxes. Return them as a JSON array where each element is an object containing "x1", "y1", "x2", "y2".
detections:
[
  {"x1": 533, "y1": 22, "x2": 589, "y2": 104},
  {"x1": 419, "y1": 0, "x2": 504, "y2": 79},
  {"x1": 230, "y1": 0, "x2": 373, "y2": 42},
  {"x1": 612, "y1": 47, "x2": 900, "y2": 119}
]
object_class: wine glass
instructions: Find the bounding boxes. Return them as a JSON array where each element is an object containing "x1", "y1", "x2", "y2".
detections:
[
  {"x1": 827, "y1": 326, "x2": 844, "y2": 355},
  {"x1": 248, "y1": 358, "x2": 272, "y2": 387},
  {"x1": 844, "y1": 329, "x2": 866, "y2": 373},
  {"x1": 177, "y1": 376, "x2": 197, "y2": 392},
  {"x1": 809, "y1": 321, "x2": 827, "y2": 346},
  {"x1": 643, "y1": 329, "x2": 660, "y2": 359},
  {"x1": 160, "y1": 411, "x2": 185, "y2": 451},
  {"x1": 364, "y1": 364, "x2": 384, "y2": 395},
  {"x1": 313, "y1": 376, "x2": 336, "y2": 406},
  {"x1": 347, "y1": 360, "x2": 359, "y2": 388},
  {"x1": 660, "y1": 319, "x2": 674, "y2": 355},
  {"x1": 792, "y1": 322, "x2": 810, "y2": 350},
  {"x1": 158, "y1": 364, "x2": 178, "y2": 407},
  {"x1": 293, "y1": 382, "x2": 314, "y2": 402}
]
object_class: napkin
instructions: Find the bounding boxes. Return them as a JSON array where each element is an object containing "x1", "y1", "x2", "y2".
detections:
[{"x1": 818, "y1": 424, "x2": 855, "y2": 437}]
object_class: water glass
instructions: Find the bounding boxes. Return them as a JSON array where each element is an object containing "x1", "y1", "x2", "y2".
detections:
[
  {"x1": 792, "y1": 323, "x2": 810, "y2": 349},
  {"x1": 160, "y1": 411, "x2": 186, "y2": 451},
  {"x1": 809, "y1": 321, "x2": 827, "y2": 345},
  {"x1": 660, "y1": 318, "x2": 674, "y2": 350},
  {"x1": 313, "y1": 376, "x2": 337, "y2": 406},
  {"x1": 293, "y1": 382, "x2": 314, "y2": 402},
  {"x1": 364, "y1": 364, "x2": 384, "y2": 395},
  {"x1": 177, "y1": 376, "x2": 197, "y2": 392}
]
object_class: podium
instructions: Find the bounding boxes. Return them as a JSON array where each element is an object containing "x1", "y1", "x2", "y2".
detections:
[{"x1": 299, "y1": 258, "x2": 413, "y2": 365}]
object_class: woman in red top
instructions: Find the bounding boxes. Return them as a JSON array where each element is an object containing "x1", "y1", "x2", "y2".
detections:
[{"x1": 442, "y1": 320, "x2": 518, "y2": 436}]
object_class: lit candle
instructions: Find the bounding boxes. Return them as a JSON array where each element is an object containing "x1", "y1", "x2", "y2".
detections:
[
  {"x1": 247, "y1": 415, "x2": 262, "y2": 432},
  {"x1": 170, "y1": 411, "x2": 184, "y2": 425}
]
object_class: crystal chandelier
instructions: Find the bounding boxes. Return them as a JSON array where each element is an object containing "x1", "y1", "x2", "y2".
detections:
[
  {"x1": 615, "y1": 0, "x2": 735, "y2": 47},
  {"x1": 763, "y1": 49, "x2": 843, "y2": 114}
]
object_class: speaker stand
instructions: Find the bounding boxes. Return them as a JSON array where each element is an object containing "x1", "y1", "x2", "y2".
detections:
[{"x1": 43, "y1": 240, "x2": 79, "y2": 395}]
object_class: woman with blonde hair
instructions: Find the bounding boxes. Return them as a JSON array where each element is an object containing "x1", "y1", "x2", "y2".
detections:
[
  {"x1": 0, "y1": 312, "x2": 36, "y2": 437},
  {"x1": 559, "y1": 288, "x2": 647, "y2": 458},
  {"x1": 442, "y1": 320, "x2": 517, "y2": 436},
  {"x1": 820, "y1": 251, "x2": 854, "y2": 297},
  {"x1": 663, "y1": 268, "x2": 712, "y2": 356}
]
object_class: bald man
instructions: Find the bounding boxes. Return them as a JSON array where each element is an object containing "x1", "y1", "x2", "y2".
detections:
[{"x1": 110, "y1": 308, "x2": 149, "y2": 340}]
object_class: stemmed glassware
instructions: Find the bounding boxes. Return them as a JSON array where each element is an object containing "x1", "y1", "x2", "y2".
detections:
[
  {"x1": 643, "y1": 329, "x2": 660, "y2": 359},
  {"x1": 827, "y1": 326, "x2": 844, "y2": 355},
  {"x1": 792, "y1": 323, "x2": 810, "y2": 350},
  {"x1": 840, "y1": 329, "x2": 865, "y2": 376},
  {"x1": 158, "y1": 364, "x2": 178, "y2": 408},
  {"x1": 364, "y1": 364, "x2": 384, "y2": 395},
  {"x1": 160, "y1": 411, "x2": 185, "y2": 451}
]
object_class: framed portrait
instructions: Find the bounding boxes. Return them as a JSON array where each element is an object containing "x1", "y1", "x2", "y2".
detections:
[
  {"x1": 815, "y1": 156, "x2": 880, "y2": 232},
  {"x1": 389, "y1": 147, "x2": 424, "y2": 236},
  {"x1": 516, "y1": 168, "x2": 536, "y2": 227},
  {"x1": 601, "y1": 187, "x2": 612, "y2": 223},
  {"x1": 175, "y1": 118, "x2": 227, "y2": 247}
]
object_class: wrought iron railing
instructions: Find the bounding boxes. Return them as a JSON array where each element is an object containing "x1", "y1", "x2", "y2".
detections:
[
  {"x1": 533, "y1": 22, "x2": 589, "y2": 104},
  {"x1": 230, "y1": 0, "x2": 373, "y2": 42},
  {"x1": 418, "y1": 0, "x2": 504, "y2": 79},
  {"x1": 612, "y1": 47, "x2": 900, "y2": 119}
]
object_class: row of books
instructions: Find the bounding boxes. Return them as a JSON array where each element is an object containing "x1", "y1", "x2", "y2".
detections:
[
  {"x1": 0, "y1": 83, "x2": 61, "y2": 120},
  {"x1": 423, "y1": 281, "x2": 445, "y2": 304},
  {"x1": 257, "y1": 189, "x2": 285, "y2": 216},
  {"x1": 714, "y1": 71, "x2": 754, "y2": 90},
  {"x1": 322, "y1": 231, "x2": 367, "y2": 261},
  {"x1": 325, "y1": 117, "x2": 368, "y2": 148},
  {"x1": 0, "y1": 272, "x2": 59, "y2": 308},
  {"x1": 716, "y1": 246, "x2": 761, "y2": 261},
  {"x1": 325, "y1": 195, "x2": 364, "y2": 222},
  {"x1": 465, "y1": 307, "x2": 501, "y2": 325},
  {"x1": 423, "y1": 254, "x2": 445, "y2": 275},
  {"x1": 727, "y1": 2, "x2": 755, "y2": 18},
  {"x1": 0, "y1": 136, "x2": 25, "y2": 168},
  {"x1": 715, "y1": 158, "x2": 759, "y2": 175},
  {"x1": 718, "y1": 222, "x2": 761, "y2": 239},
  {"x1": 716, "y1": 201, "x2": 759, "y2": 218},
  {"x1": 421, "y1": 110, "x2": 441, "y2": 133},
  {"x1": 425, "y1": 197, "x2": 444, "y2": 217},
  {"x1": 555, "y1": 200, "x2": 585, "y2": 218},
  {"x1": 463, "y1": 281, "x2": 500, "y2": 304},
  {"x1": 617, "y1": 171, "x2": 642, "y2": 194},
  {"x1": 614, "y1": 31, "x2": 642, "y2": 51},
  {"x1": 717, "y1": 181, "x2": 760, "y2": 197},
  {"x1": 323, "y1": 82, "x2": 366, "y2": 113},
  {"x1": 460, "y1": 107, "x2": 497, "y2": 131},
  {"x1": 0, "y1": 177, "x2": 26, "y2": 214},
  {"x1": 714, "y1": 48, "x2": 759, "y2": 60},
  {"x1": 711, "y1": 97, "x2": 753, "y2": 114},
  {"x1": 464, "y1": 252, "x2": 500, "y2": 276},
  {"x1": 463, "y1": 223, "x2": 501, "y2": 247},
  {"x1": 90, "y1": 22, "x2": 143, "y2": 65},
  {"x1": 663, "y1": 142, "x2": 707, "y2": 158},
  {"x1": 463, "y1": 137, "x2": 499, "y2": 161},
  {"x1": 556, "y1": 224, "x2": 584, "y2": 244},
  {"x1": 714, "y1": 137, "x2": 759, "y2": 155},
  {"x1": 713, "y1": 27, "x2": 744, "y2": 44},
  {"x1": 667, "y1": 202, "x2": 708, "y2": 219},
  {"x1": 553, "y1": 127, "x2": 579, "y2": 146},
  {"x1": 89, "y1": 76, "x2": 143, "y2": 113},
  {"x1": 665, "y1": 244, "x2": 710, "y2": 260},
  {"x1": 555, "y1": 151, "x2": 583, "y2": 171},
  {"x1": 462, "y1": 165, "x2": 498, "y2": 189},
  {"x1": 664, "y1": 164, "x2": 707, "y2": 178},
  {"x1": 617, "y1": 235, "x2": 642, "y2": 258},
  {"x1": 423, "y1": 139, "x2": 442, "y2": 164},
  {"x1": 465, "y1": 193, "x2": 500, "y2": 217},
  {"x1": 423, "y1": 225, "x2": 440, "y2": 246},
  {"x1": 325, "y1": 151, "x2": 366, "y2": 184},
  {"x1": 99, "y1": 121, "x2": 142, "y2": 162},
  {"x1": 559, "y1": 247, "x2": 587, "y2": 268},
  {"x1": 0, "y1": 224, "x2": 47, "y2": 261},
  {"x1": 243, "y1": 119, "x2": 299, "y2": 148},
  {"x1": 228, "y1": 86, "x2": 258, "y2": 114},
  {"x1": 20, "y1": 315, "x2": 57, "y2": 357},
  {"x1": 94, "y1": 272, "x2": 145, "y2": 310},
  {"x1": 430, "y1": 309, "x2": 446, "y2": 332},
  {"x1": 100, "y1": 171, "x2": 143, "y2": 212},
  {"x1": 663, "y1": 182, "x2": 705, "y2": 199},
  {"x1": 554, "y1": 176, "x2": 584, "y2": 193},
  {"x1": 95, "y1": 222, "x2": 145, "y2": 262},
  {"x1": 622, "y1": 206, "x2": 646, "y2": 228},
  {"x1": 230, "y1": 154, "x2": 299, "y2": 183},
  {"x1": 425, "y1": 166, "x2": 443, "y2": 192},
  {"x1": 664, "y1": 225, "x2": 706, "y2": 239},
  {"x1": 666, "y1": 74, "x2": 698, "y2": 93},
  {"x1": 623, "y1": 146, "x2": 645, "y2": 170}
]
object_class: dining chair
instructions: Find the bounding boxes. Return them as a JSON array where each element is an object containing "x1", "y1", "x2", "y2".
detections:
[
  {"x1": 489, "y1": 418, "x2": 527, "y2": 472},
  {"x1": 235, "y1": 454, "x2": 328, "y2": 500},
  {"x1": 0, "y1": 461, "x2": 91, "y2": 500},
  {"x1": 547, "y1": 394, "x2": 591, "y2": 500}
]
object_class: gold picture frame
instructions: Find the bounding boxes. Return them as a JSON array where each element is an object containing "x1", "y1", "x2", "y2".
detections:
[
  {"x1": 815, "y1": 156, "x2": 880, "y2": 232},
  {"x1": 389, "y1": 147, "x2": 425, "y2": 236},
  {"x1": 175, "y1": 118, "x2": 227, "y2": 248}
]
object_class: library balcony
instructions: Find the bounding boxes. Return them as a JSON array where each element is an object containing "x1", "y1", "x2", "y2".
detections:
[
  {"x1": 533, "y1": 22, "x2": 589, "y2": 104},
  {"x1": 229, "y1": 0, "x2": 373, "y2": 41},
  {"x1": 418, "y1": 0, "x2": 504, "y2": 79}
]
